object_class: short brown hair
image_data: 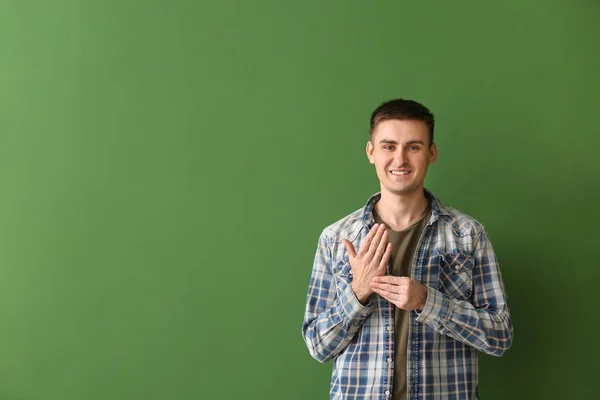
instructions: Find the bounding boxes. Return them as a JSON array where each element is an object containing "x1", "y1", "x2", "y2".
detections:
[{"x1": 370, "y1": 99, "x2": 435, "y2": 146}]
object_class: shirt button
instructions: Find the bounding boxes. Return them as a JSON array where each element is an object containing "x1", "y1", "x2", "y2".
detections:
[
  {"x1": 387, "y1": 326, "x2": 392, "y2": 331},
  {"x1": 387, "y1": 358, "x2": 392, "y2": 363},
  {"x1": 385, "y1": 390, "x2": 390, "y2": 396}
]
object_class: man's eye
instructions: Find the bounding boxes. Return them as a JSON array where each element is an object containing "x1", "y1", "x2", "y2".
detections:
[
  {"x1": 409, "y1": 146, "x2": 420, "y2": 151},
  {"x1": 383, "y1": 146, "x2": 394, "y2": 151}
]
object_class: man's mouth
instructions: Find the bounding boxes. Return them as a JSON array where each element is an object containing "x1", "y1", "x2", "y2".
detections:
[{"x1": 390, "y1": 170, "x2": 411, "y2": 176}]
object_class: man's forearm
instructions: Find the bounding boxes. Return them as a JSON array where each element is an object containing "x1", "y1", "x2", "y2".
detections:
[
  {"x1": 303, "y1": 284, "x2": 374, "y2": 362},
  {"x1": 416, "y1": 286, "x2": 513, "y2": 356}
]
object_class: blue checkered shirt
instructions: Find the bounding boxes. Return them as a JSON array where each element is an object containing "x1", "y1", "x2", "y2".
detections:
[{"x1": 302, "y1": 190, "x2": 513, "y2": 399}]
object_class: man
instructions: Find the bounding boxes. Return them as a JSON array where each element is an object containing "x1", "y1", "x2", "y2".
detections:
[{"x1": 301, "y1": 99, "x2": 513, "y2": 400}]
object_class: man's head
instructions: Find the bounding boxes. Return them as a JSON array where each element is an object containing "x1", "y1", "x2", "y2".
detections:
[
  {"x1": 370, "y1": 99, "x2": 435, "y2": 147},
  {"x1": 366, "y1": 99, "x2": 437, "y2": 197}
]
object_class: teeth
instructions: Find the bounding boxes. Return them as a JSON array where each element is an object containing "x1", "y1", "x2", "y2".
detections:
[{"x1": 391, "y1": 171, "x2": 410, "y2": 175}]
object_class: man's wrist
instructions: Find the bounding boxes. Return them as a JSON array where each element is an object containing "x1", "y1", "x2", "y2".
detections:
[{"x1": 351, "y1": 283, "x2": 371, "y2": 305}]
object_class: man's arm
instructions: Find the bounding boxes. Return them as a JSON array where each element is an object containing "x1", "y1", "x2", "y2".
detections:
[
  {"x1": 415, "y1": 229, "x2": 513, "y2": 356},
  {"x1": 301, "y1": 232, "x2": 375, "y2": 363}
]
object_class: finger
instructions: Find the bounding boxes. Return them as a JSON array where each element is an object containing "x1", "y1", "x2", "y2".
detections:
[
  {"x1": 357, "y1": 223, "x2": 379, "y2": 256},
  {"x1": 371, "y1": 282, "x2": 400, "y2": 293},
  {"x1": 377, "y1": 243, "x2": 392, "y2": 272},
  {"x1": 374, "y1": 287, "x2": 410, "y2": 309},
  {"x1": 372, "y1": 241, "x2": 389, "y2": 276},
  {"x1": 366, "y1": 224, "x2": 387, "y2": 258},
  {"x1": 372, "y1": 287, "x2": 396, "y2": 302},
  {"x1": 372, "y1": 230, "x2": 389, "y2": 262},
  {"x1": 343, "y1": 239, "x2": 357, "y2": 259},
  {"x1": 371, "y1": 230, "x2": 388, "y2": 264},
  {"x1": 373, "y1": 275, "x2": 406, "y2": 284}
]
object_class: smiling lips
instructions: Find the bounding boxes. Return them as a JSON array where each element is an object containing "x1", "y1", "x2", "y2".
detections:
[{"x1": 390, "y1": 170, "x2": 411, "y2": 176}]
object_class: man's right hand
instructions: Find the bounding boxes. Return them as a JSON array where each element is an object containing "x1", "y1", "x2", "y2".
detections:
[{"x1": 343, "y1": 223, "x2": 392, "y2": 304}]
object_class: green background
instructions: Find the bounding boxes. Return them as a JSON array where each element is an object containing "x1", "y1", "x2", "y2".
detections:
[{"x1": 1, "y1": 0, "x2": 598, "y2": 399}]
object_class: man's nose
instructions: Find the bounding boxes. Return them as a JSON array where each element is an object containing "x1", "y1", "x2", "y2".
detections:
[{"x1": 394, "y1": 149, "x2": 408, "y2": 165}]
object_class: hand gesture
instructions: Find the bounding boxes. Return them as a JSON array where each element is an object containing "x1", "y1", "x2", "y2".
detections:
[
  {"x1": 371, "y1": 276, "x2": 428, "y2": 311},
  {"x1": 343, "y1": 223, "x2": 392, "y2": 304}
]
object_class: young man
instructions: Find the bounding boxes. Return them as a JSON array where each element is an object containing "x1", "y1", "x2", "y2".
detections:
[{"x1": 302, "y1": 99, "x2": 513, "y2": 400}]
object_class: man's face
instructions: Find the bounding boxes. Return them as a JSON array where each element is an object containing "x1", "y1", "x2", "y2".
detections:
[{"x1": 366, "y1": 119, "x2": 437, "y2": 197}]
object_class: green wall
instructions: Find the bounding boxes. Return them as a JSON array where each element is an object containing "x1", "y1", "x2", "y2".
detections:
[{"x1": 1, "y1": 1, "x2": 598, "y2": 399}]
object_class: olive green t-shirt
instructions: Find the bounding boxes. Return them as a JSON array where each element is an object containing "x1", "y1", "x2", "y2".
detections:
[{"x1": 373, "y1": 203, "x2": 431, "y2": 400}]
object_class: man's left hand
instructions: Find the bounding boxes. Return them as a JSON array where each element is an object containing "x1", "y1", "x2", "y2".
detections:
[{"x1": 371, "y1": 276, "x2": 428, "y2": 311}]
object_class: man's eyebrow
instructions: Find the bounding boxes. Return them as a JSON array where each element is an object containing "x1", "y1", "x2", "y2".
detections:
[
  {"x1": 378, "y1": 139, "x2": 398, "y2": 144},
  {"x1": 378, "y1": 139, "x2": 426, "y2": 145}
]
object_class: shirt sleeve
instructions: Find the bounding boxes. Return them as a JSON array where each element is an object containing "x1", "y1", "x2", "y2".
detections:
[
  {"x1": 415, "y1": 229, "x2": 513, "y2": 356},
  {"x1": 301, "y1": 231, "x2": 374, "y2": 363}
]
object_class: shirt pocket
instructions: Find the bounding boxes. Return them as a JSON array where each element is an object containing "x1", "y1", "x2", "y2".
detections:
[
  {"x1": 333, "y1": 257, "x2": 353, "y2": 294},
  {"x1": 437, "y1": 252, "x2": 475, "y2": 300}
]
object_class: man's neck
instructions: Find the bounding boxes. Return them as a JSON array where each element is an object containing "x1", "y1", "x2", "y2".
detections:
[{"x1": 374, "y1": 188, "x2": 429, "y2": 231}]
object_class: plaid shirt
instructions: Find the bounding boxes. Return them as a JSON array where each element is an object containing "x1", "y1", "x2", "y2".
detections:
[{"x1": 302, "y1": 190, "x2": 513, "y2": 400}]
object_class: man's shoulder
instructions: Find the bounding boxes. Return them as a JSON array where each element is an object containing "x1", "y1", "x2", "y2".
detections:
[
  {"x1": 435, "y1": 199, "x2": 486, "y2": 236},
  {"x1": 320, "y1": 207, "x2": 365, "y2": 244}
]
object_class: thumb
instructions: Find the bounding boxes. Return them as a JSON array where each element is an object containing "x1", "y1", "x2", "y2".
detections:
[{"x1": 343, "y1": 239, "x2": 357, "y2": 258}]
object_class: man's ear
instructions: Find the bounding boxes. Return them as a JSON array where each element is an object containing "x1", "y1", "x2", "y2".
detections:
[
  {"x1": 366, "y1": 140, "x2": 375, "y2": 164},
  {"x1": 429, "y1": 143, "x2": 438, "y2": 165}
]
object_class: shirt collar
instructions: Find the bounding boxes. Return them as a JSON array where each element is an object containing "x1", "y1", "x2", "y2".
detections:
[{"x1": 361, "y1": 189, "x2": 450, "y2": 228}]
